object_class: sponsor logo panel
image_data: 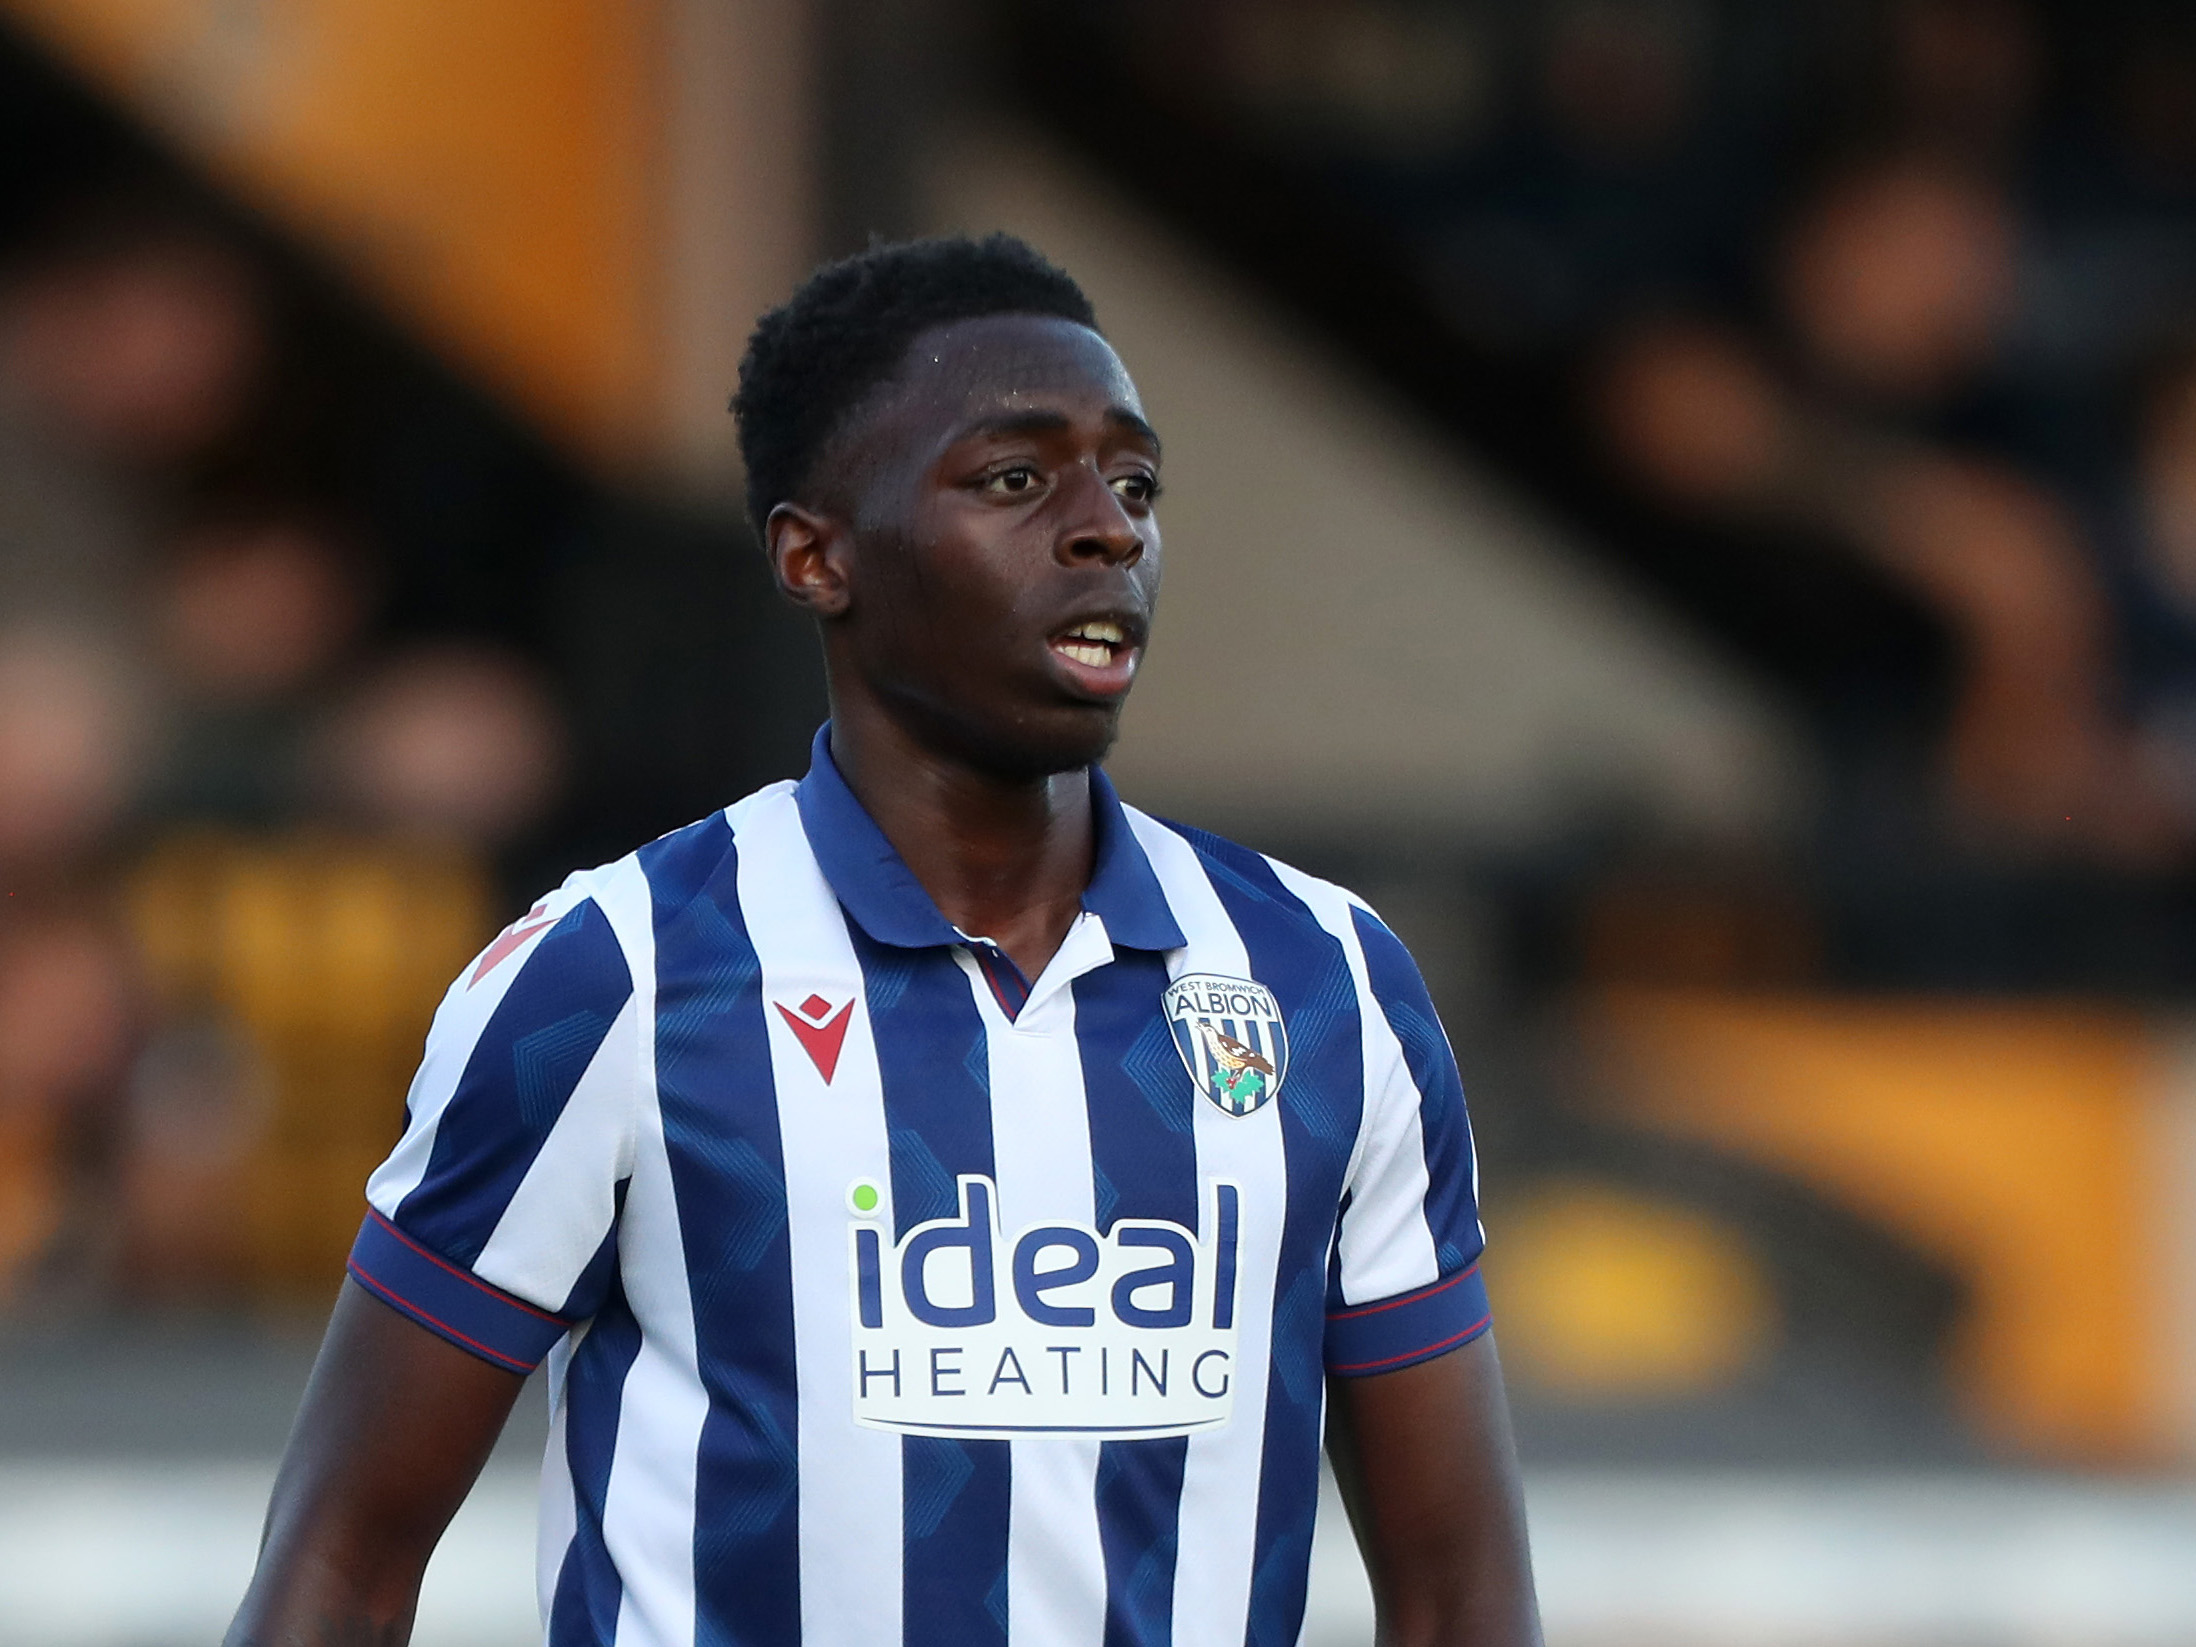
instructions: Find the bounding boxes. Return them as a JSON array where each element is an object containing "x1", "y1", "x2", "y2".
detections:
[{"x1": 848, "y1": 1173, "x2": 1241, "y2": 1440}]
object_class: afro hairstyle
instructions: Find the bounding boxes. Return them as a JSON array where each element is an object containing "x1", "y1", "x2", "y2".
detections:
[{"x1": 732, "y1": 233, "x2": 1100, "y2": 534}]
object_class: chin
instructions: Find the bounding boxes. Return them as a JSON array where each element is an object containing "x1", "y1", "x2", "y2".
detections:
[
  {"x1": 945, "y1": 703, "x2": 1126, "y2": 782},
  {"x1": 874, "y1": 675, "x2": 1130, "y2": 780},
  {"x1": 996, "y1": 716, "x2": 1124, "y2": 780}
]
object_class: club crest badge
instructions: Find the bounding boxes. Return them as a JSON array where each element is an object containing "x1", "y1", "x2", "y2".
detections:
[{"x1": 1164, "y1": 973, "x2": 1289, "y2": 1117}]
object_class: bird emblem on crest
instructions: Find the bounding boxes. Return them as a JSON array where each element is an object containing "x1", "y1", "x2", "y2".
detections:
[{"x1": 1163, "y1": 973, "x2": 1290, "y2": 1117}]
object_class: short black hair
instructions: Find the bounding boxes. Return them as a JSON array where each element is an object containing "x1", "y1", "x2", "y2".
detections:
[{"x1": 732, "y1": 233, "x2": 1099, "y2": 533}]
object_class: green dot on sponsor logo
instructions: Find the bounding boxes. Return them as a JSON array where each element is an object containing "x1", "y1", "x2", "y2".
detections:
[{"x1": 851, "y1": 1182, "x2": 880, "y2": 1213}]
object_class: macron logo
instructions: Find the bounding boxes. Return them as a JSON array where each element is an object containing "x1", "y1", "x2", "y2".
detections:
[
  {"x1": 470, "y1": 903, "x2": 555, "y2": 987},
  {"x1": 776, "y1": 993, "x2": 856, "y2": 1083}
]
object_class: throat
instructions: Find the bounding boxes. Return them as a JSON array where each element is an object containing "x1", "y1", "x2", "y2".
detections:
[
  {"x1": 947, "y1": 893, "x2": 1085, "y2": 986},
  {"x1": 827, "y1": 712, "x2": 1101, "y2": 978}
]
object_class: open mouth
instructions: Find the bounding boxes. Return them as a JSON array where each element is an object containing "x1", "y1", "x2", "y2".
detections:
[
  {"x1": 1047, "y1": 618, "x2": 1142, "y2": 695},
  {"x1": 1051, "y1": 619, "x2": 1130, "y2": 669}
]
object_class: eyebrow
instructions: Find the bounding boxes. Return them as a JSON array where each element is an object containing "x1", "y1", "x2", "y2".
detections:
[{"x1": 960, "y1": 407, "x2": 1163, "y2": 455}]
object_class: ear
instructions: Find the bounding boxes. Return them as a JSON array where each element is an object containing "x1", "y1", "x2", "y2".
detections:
[{"x1": 766, "y1": 502, "x2": 853, "y2": 618}]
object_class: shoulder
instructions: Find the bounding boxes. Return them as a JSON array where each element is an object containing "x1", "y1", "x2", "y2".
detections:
[
  {"x1": 1129, "y1": 807, "x2": 1380, "y2": 954},
  {"x1": 617, "y1": 778, "x2": 801, "y2": 925},
  {"x1": 478, "y1": 780, "x2": 800, "y2": 1001}
]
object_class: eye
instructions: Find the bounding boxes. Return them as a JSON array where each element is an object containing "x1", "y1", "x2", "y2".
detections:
[
  {"x1": 1111, "y1": 471, "x2": 1161, "y2": 505},
  {"x1": 982, "y1": 464, "x2": 1043, "y2": 495}
]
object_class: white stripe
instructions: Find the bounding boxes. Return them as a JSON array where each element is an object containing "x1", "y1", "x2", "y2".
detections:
[
  {"x1": 1264, "y1": 864, "x2": 1440, "y2": 1304},
  {"x1": 737, "y1": 788, "x2": 905, "y2": 1647},
  {"x1": 964, "y1": 937, "x2": 1109, "y2": 1647},
  {"x1": 536, "y1": 1338, "x2": 577, "y2": 1632},
  {"x1": 475, "y1": 991, "x2": 644, "y2": 1310},
  {"x1": 1125, "y1": 809, "x2": 1285, "y2": 1647},
  {"x1": 585, "y1": 852, "x2": 703, "y2": 1647},
  {"x1": 366, "y1": 875, "x2": 604, "y2": 1215}
]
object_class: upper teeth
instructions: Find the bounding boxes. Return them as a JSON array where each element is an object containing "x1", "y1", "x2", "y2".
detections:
[{"x1": 1065, "y1": 622, "x2": 1125, "y2": 644}]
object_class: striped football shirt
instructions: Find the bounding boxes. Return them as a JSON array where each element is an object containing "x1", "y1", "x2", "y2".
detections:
[{"x1": 351, "y1": 726, "x2": 1490, "y2": 1647}]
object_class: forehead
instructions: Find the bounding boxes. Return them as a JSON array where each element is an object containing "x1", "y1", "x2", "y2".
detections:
[{"x1": 867, "y1": 313, "x2": 1145, "y2": 436}]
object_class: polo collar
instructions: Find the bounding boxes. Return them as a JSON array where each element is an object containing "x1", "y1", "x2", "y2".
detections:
[{"x1": 793, "y1": 724, "x2": 1186, "y2": 954}]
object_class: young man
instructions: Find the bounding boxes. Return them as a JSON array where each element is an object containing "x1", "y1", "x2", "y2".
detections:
[{"x1": 227, "y1": 235, "x2": 1539, "y2": 1647}]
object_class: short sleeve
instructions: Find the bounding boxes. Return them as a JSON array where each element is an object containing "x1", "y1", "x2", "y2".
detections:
[
  {"x1": 1323, "y1": 903, "x2": 1491, "y2": 1378},
  {"x1": 349, "y1": 890, "x2": 640, "y2": 1373}
]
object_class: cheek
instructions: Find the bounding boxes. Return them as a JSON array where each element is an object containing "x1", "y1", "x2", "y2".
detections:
[
  {"x1": 866, "y1": 532, "x2": 1018, "y2": 659},
  {"x1": 910, "y1": 514, "x2": 1033, "y2": 621}
]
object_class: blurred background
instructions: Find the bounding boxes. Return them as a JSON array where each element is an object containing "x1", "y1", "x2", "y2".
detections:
[{"x1": 2, "y1": 1, "x2": 2196, "y2": 1642}]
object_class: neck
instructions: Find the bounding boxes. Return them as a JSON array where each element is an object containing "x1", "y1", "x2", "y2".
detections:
[{"x1": 827, "y1": 696, "x2": 1095, "y2": 981}]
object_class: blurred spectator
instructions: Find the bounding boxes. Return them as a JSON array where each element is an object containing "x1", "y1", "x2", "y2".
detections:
[
  {"x1": 141, "y1": 513, "x2": 375, "y2": 828},
  {"x1": 1596, "y1": 319, "x2": 1792, "y2": 510},
  {"x1": 0, "y1": 209, "x2": 280, "y2": 844},
  {"x1": 1779, "y1": 155, "x2": 2017, "y2": 406},
  {"x1": 1598, "y1": 312, "x2": 2181, "y2": 859},
  {"x1": 0, "y1": 629, "x2": 146, "y2": 1300},
  {"x1": 0, "y1": 909, "x2": 139, "y2": 1301},
  {"x1": 0, "y1": 625, "x2": 144, "y2": 884},
  {"x1": 1855, "y1": 451, "x2": 2176, "y2": 854},
  {"x1": 1061, "y1": 0, "x2": 2196, "y2": 869},
  {"x1": 1589, "y1": 124, "x2": 2196, "y2": 862},
  {"x1": 160, "y1": 516, "x2": 369, "y2": 704},
  {"x1": 0, "y1": 213, "x2": 262, "y2": 621},
  {"x1": 0, "y1": 215, "x2": 262, "y2": 468},
  {"x1": 114, "y1": 1017, "x2": 267, "y2": 1302},
  {"x1": 315, "y1": 643, "x2": 566, "y2": 849},
  {"x1": 0, "y1": 197, "x2": 572, "y2": 1310},
  {"x1": 0, "y1": 212, "x2": 273, "y2": 1309}
]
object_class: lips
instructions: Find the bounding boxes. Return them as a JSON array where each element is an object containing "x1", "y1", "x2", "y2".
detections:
[{"x1": 1047, "y1": 616, "x2": 1143, "y2": 696}]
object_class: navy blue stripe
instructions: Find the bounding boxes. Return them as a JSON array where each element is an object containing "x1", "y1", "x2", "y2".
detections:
[
  {"x1": 646, "y1": 816, "x2": 803, "y2": 1647},
  {"x1": 856, "y1": 932, "x2": 1011, "y2": 1647},
  {"x1": 1073, "y1": 947, "x2": 1199, "y2": 1647},
  {"x1": 397, "y1": 898, "x2": 633, "y2": 1266},
  {"x1": 1350, "y1": 906, "x2": 1484, "y2": 1276},
  {"x1": 547, "y1": 1272, "x2": 645, "y2": 1646},
  {"x1": 1166, "y1": 827, "x2": 1362, "y2": 1647},
  {"x1": 1094, "y1": 1435, "x2": 1188, "y2": 1647},
  {"x1": 1326, "y1": 1265, "x2": 1492, "y2": 1375},
  {"x1": 346, "y1": 1211, "x2": 567, "y2": 1370}
]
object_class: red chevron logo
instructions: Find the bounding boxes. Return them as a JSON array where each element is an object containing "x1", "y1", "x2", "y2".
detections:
[
  {"x1": 470, "y1": 903, "x2": 555, "y2": 986},
  {"x1": 775, "y1": 993, "x2": 855, "y2": 1083}
]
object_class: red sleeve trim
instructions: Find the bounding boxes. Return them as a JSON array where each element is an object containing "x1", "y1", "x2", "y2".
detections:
[
  {"x1": 1324, "y1": 1261, "x2": 1492, "y2": 1377},
  {"x1": 366, "y1": 1207, "x2": 565, "y2": 1324},
  {"x1": 347, "y1": 1261, "x2": 538, "y2": 1374},
  {"x1": 348, "y1": 1209, "x2": 572, "y2": 1372},
  {"x1": 1328, "y1": 1312, "x2": 1493, "y2": 1375}
]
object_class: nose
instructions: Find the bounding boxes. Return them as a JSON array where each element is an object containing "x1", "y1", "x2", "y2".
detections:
[{"x1": 1056, "y1": 464, "x2": 1143, "y2": 568}]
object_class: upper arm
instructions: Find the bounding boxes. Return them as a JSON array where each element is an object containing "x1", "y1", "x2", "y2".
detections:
[
  {"x1": 1326, "y1": 1334, "x2": 1540, "y2": 1647},
  {"x1": 225, "y1": 1282, "x2": 528, "y2": 1644},
  {"x1": 1317, "y1": 904, "x2": 1538, "y2": 1644},
  {"x1": 1324, "y1": 902, "x2": 1491, "y2": 1381}
]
